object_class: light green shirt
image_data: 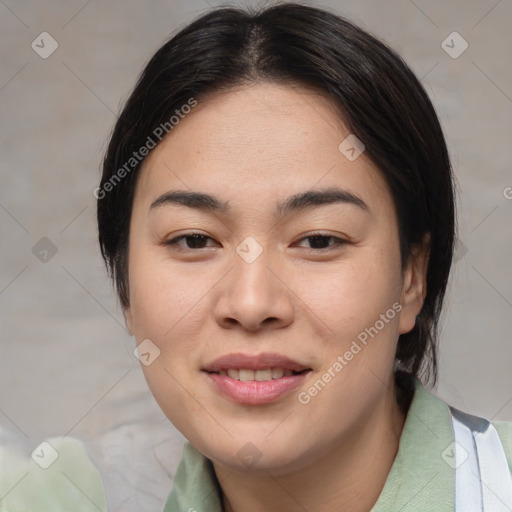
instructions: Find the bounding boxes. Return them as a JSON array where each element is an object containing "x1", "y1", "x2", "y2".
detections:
[{"x1": 163, "y1": 377, "x2": 512, "y2": 512}]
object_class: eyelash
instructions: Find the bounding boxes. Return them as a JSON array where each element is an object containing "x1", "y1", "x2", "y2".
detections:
[{"x1": 164, "y1": 232, "x2": 347, "y2": 252}]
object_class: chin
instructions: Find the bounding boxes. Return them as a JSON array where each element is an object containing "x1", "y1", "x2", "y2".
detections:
[{"x1": 189, "y1": 429, "x2": 320, "y2": 475}]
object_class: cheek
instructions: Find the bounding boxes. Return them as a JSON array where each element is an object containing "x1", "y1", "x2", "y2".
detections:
[
  {"x1": 128, "y1": 257, "x2": 212, "y2": 431},
  {"x1": 294, "y1": 253, "x2": 403, "y2": 342},
  {"x1": 128, "y1": 252, "x2": 211, "y2": 340},
  {"x1": 290, "y1": 255, "x2": 403, "y2": 430}
]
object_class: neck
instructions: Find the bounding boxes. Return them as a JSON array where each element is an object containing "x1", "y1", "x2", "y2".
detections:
[{"x1": 215, "y1": 380, "x2": 407, "y2": 512}]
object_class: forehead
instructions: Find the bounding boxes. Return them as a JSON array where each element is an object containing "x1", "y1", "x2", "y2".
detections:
[{"x1": 134, "y1": 83, "x2": 391, "y2": 216}]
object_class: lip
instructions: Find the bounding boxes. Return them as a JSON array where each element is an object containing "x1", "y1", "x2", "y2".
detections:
[
  {"x1": 202, "y1": 352, "x2": 310, "y2": 372},
  {"x1": 202, "y1": 352, "x2": 311, "y2": 405},
  {"x1": 205, "y1": 372, "x2": 309, "y2": 405}
]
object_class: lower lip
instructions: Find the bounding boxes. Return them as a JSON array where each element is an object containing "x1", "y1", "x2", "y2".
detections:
[{"x1": 205, "y1": 372, "x2": 309, "y2": 405}]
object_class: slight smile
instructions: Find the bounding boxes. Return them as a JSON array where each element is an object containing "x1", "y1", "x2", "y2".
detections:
[{"x1": 202, "y1": 352, "x2": 312, "y2": 405}]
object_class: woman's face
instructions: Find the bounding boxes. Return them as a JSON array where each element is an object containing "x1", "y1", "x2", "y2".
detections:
[{"x1": 125, "y1": 83, "x2": 426, "y2": 472}]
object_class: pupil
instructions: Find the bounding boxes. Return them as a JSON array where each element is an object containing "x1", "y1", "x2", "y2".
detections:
[
  {"x1": 309, "y1": 235, "x2": 329, "y2": 249},
  {"x1": 188, "y1": 234, "x2": 207, "y2": 248}
]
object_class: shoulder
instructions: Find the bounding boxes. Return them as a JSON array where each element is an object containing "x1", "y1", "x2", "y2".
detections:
[
  {"x1": 493, "y1": 421, "x2": 512, "y2": 472},
  {"x1": 0, "y1": 435, "x2": 107, "y2": 512}
]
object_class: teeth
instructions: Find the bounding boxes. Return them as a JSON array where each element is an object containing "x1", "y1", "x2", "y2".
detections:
[
  {"x1": 227, "y1": 369, "x2": 239, "y2": 380},
  {"x1": 272, "y1": 367, "x2": 284, "y2": 379},
  {"x1": 239, "y1": 369, "x2": 255, "y2": 381},
  {"x1": 255, "y1": 369, "x2": 273, "y2": 381},
  {"x1": 219, "y1": 367, "x2": 301, "y2": 381}
]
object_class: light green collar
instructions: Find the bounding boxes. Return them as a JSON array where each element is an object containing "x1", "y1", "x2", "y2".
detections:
[
  {"x1": 371, "y1": 377, "x2": 455, "y2": 511},
  {"x1": 164, "y1": 439, "x2": 223, "y2": 512}
]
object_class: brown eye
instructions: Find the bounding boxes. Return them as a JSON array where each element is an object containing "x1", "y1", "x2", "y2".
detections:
[
  {"x1": 295, "y1": 234, "x2": 347, "y2": 250},
  {"x1": 165, "y1": 233, "x2": 217, "y2": 250}
]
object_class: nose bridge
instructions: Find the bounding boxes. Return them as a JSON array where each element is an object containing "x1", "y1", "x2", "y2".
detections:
[
  {"x1": 215, "y1": 237, "x2": 294, "y2": 330},
  {"x1": 232, "y1": 237, "x2": 277, "y2": 304}
]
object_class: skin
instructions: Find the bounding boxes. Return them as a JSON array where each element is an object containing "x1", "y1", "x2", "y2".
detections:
[{"x1": 125, "y1": 82, "x2": 429, "y2": 512}]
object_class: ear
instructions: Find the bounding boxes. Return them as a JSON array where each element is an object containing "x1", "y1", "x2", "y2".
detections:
[{"x1": 398, "y1": 234, "x2": 430, "y2": 335}]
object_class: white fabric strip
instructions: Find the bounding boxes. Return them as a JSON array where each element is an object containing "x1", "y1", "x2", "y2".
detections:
[{"x1": 450, "y1": 406, "x2": 512, "y2": 511}]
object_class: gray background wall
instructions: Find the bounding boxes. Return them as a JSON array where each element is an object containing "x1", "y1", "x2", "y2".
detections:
[{"x1": 1, "y1": 0, "x2": 511, "y2": 508}]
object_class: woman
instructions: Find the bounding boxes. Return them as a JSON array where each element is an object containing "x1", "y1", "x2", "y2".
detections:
[
  {"x1": 95, "y1": 2, "x2": 512, "y2": 511},
  {"x1": 1, "y1": 3, "x2": 509, "y2": 512}
]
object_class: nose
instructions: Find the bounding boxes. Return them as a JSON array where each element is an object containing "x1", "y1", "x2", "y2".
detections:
[{"x1": 213, "y1": 248, "x2": 295, "y2": 333}]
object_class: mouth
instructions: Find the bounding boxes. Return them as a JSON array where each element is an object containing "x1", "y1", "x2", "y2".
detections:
[
  {"x1": 206, "y1": 367, "x2": 310, "y2": 381},
  {"x1": 202, "y1": 352, "x2": 312, "y2": 405}
]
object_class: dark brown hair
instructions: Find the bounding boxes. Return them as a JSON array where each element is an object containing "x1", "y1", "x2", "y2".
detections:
[{"x1": 97, "y1": 2, "x2": 455, "y2": 385}]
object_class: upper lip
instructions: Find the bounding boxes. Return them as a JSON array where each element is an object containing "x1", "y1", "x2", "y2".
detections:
[{"x1": 202, "y1": 352, "x2": 311, "y2": 372}]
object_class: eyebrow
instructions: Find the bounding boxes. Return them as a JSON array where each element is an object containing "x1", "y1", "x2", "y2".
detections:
[{"x1": 149, "y1": 187, "x2": 369, "y2": 216}]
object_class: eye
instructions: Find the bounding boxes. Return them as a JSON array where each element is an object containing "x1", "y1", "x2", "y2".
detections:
[
  {"x1": 163, "y1": 232, "x2": 347, "y2": 252},
  {"x1": 294, "y1": 233, "x2": 347, "y2": 251},
  {"x1": 164, "y1": 232, "x2": 219, "y2": 250}
]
